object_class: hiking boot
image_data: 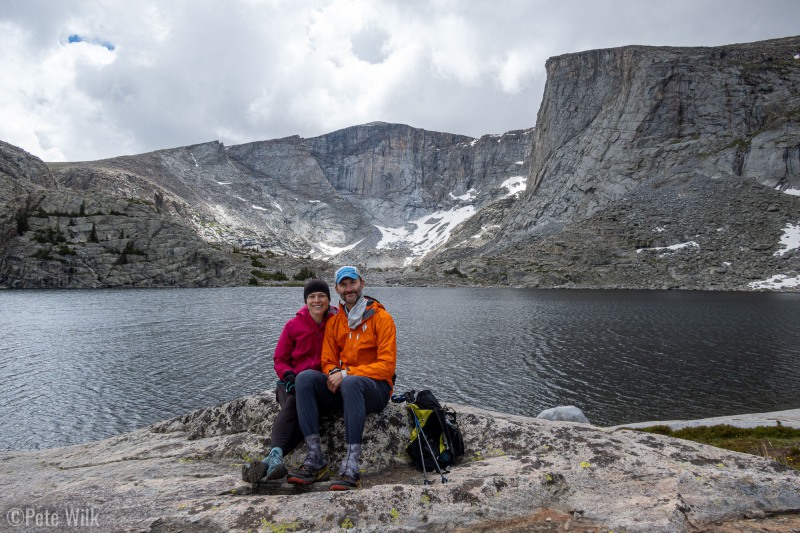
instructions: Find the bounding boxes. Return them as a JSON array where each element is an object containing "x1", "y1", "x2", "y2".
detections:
[
  {"x1": 241, "y1": 460, "x2": 267, "y2": 483},
  {"x1": 286, "y1": 463, "x2": 330, "y2": 485},
  {"x1": 329, "y1": 474, "x2": 361, "y2": 491},
  {"x1": 264, "y1": 449, "x2": 288, "y2": 480}
]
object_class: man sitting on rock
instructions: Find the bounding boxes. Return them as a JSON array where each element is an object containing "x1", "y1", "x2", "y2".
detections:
[{"x1": 287, "y1": 266, "x2": 397, "y2": 490}]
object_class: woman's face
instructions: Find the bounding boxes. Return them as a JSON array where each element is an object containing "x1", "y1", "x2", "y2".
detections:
[{"x1": 306, "y1": 291, "x2": 330, "y2": 317}]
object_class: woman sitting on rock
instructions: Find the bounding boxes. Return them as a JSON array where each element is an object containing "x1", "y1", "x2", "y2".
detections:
[{"x1": 242, "y1": 279, "x2": 337, "y2": 482}]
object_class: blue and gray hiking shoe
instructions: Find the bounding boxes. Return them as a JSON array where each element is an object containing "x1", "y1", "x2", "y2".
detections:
[
  {"x1": 264, "y1": 448, "x2": 288, "y2": 480},
  {"x1": 241, "y1": 448, "x2": 288, "y2": 482}
]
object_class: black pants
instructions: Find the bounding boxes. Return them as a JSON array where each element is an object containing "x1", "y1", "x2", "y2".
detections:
[{"x1": 269, "y1": 384, "x2": 303, "y2": 454}]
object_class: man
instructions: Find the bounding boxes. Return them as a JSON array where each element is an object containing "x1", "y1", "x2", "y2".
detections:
[{"x1": 287, "y1": 265, "x2": 397, "y2": 490}]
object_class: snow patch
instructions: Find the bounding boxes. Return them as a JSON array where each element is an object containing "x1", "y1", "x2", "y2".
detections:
[
  {"x1": 637, "y1": 241, "x2": 700, "y2": 255},
  {"x1": 315, "y1": 239, "x2": 363, "y2": 257},
  {"x1": 216, "y1": 181, "x2": 231, "y2": 185},
  {"x1": 515, "y1": 161, "x2": 524, "y2": 165},
  {"x1": 274, "y1": 203, "x2": 283, "y2": 212},
  {"x1": 795, "y1": 53, "x2": 800, "y2": 60},
  {"x1": 190, "y1": 152, "x2": 199, "y2": 168},
  {"x1": 774, "y1": 223, "x2": 800, "y2": 257},
  {"x1": 653, "y1": 227, "x2": 666, "y2": 233},
  {"x1": 309, "y1": 200, "x2": 321, "y2": 203},
  {"x1": 749, "y1": 274, "x2": 800, "y2": 290},
  {"x1": 501, "y1": 176, "x2": 526, "y2": 198},
  {"x1": 375, "y1": 205, "x2": 477, "y2": 258},
  {"x1": 784, "y1": 188, "x2": 800, "y2": 196},
  {"x1": 472, "y1": 224, "x2": 500, "y2": 240},
  {"x1": 252, "y1": 205, "x2": 267, "y2": 211},
  {"x1": 450, "y1": 188, "x2": 477, "y2": 201}
]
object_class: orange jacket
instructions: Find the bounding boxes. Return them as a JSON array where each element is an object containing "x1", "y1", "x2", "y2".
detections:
[{"x1": 321, "y1": 297, "x2": 396, "y2": 390}]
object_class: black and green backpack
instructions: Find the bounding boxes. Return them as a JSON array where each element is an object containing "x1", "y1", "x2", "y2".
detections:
[{"x1": 403, "y1": 390, "x2": 464, "y2": 473}]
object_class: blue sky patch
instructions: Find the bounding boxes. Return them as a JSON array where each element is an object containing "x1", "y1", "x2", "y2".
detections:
[{"x1": 67, "y1": 34, "x2": 115, "y2": 51}]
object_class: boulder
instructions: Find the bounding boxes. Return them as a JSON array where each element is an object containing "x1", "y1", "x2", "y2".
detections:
[
  {"x1": 536, "y1": 405, "x2": 591, "y2": 424},
  {"x1": 0, "y1": 392, "x2": 799, "y2": 532}
]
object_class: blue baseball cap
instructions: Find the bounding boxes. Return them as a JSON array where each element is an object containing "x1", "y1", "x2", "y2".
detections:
[{"x1": 335, "y1": 266, "x2": 362, "y2": 284}]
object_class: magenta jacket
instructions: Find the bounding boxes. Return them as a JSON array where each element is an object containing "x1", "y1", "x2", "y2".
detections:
[{"x1": 273, "y1": 305, "x2": 337, "y2": 381}]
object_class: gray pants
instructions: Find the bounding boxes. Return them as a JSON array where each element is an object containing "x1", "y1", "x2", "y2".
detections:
[{"x1": 296, "y1": 370, "x2": 391, "y2": 444}]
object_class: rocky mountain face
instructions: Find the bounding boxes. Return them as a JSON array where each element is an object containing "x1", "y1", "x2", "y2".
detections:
[
  {"x1": 1, "y1": 36, "x2": 799, "y2": 290},
  {"x1": 0, "y1": 123, "x2": 530, "y2": 288},
  {"x1": 420, "y1": 36, "x2": 800, "y2": 290}
]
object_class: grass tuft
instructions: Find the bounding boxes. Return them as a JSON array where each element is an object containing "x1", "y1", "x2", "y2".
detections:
[{"x1": 635, "y1": 424, "x2": 800, "y2": 470}]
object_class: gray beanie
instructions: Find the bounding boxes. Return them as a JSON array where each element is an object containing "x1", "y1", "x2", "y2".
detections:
[{"x1": 303, "y1": 279, "x2": 330, "y2": 301}]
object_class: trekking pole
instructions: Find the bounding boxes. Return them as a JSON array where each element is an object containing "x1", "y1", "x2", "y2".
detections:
[
  {"x1": 421, "y1": 428, "x2": 448, "y2": 484},
  {"x1": 410, "y1": 408, "x2": 430, "y2": 485},
  {"x1": 412, "y1": 408, "x2": 448, "y2": 484}
]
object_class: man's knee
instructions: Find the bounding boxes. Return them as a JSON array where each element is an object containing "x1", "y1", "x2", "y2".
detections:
[{"x1": 340, "y1": 375, "x2": 368, "y2": 396}]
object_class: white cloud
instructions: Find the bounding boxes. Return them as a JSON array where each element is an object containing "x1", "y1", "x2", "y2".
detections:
[{"x1": 2, "y1": 0, "x2": 799, "y2": 161}]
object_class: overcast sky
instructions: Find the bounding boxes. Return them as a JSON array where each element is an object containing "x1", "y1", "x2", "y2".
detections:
[{"x1": 2, "y1": 0, "x2": 798, "y2": 162}]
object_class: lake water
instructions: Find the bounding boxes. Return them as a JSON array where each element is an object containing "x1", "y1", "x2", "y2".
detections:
[{"x1": 1, "y1": 287, "x2": 799, "y2": 451}]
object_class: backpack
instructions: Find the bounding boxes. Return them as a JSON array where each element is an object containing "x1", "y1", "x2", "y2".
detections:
[{"x1": 404, "y1": 390, "x2": 464, "y2": 472}]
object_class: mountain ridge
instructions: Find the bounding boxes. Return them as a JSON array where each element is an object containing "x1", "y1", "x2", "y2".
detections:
[{"x1": 2, "y1": 35, "x2": 799, "y2": 289}]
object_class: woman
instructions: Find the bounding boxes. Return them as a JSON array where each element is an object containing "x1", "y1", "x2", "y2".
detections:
[{"x1": 242, "y1": 278, "x2": 337, "y2": 483}]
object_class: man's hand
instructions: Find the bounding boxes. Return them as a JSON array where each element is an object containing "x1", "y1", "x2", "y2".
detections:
[{"x1": 327, "y1": 370, "x2": 343, "y2": 393}]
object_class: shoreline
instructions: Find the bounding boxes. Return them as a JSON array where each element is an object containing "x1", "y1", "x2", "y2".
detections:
[{"x1": 609, "y1": 407, "x2": 800, "y2": 431}]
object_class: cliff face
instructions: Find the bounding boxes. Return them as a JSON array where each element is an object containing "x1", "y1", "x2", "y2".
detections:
[
  {"x1": 519, "y1": 36, "x2": 799, "y2": 232},
  {"x1": 420, "y1": 36, "x2": 800, "y2": 290}
]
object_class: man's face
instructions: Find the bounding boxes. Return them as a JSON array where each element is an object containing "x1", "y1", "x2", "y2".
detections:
[{"x1": 336, "y1": 277, "x2": 364, "y2": 308}]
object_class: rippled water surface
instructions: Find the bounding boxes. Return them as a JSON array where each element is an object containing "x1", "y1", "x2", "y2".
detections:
[{"x1": 1, "y1": 287, "x2": 799, "y2": 450}]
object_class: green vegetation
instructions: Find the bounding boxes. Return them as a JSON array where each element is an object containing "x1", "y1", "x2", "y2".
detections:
[
  {"x1": 635, "y1": 424, "x2": 800, "y2": 471},
  {"x1": 127, "y1": 197, "x2": 155, "y2": 207},
  {"x1": 89, "y1": 223, "x2": 99, "y2": 243},
  {"x1": 444, "y1": 267, "x2": 468, "y2": 278},
  {"x1": 57, "y1": 244, "x2": 75, "y2": 256},
  {"x1": 251, "y1": 257, "x2": 266, "y2": 268},
  {"x1": 32, "y1": 247, "x2": 54, "y2": 260},
  {"x1": 723, "y1": 137, "x2": 752, "y2": 151},
  {"x1": 293, "y1": 267, "x2": 316, "y2": 281},
  {"x1": 259, "y1": 519, "x2": 300, "y2": 533},
  {"x1": 33, "y1": 226, "x2": 67, "y2": 244},
  {"x1": 251, "y1": 270, "x2": 288, "y2": 281}
]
